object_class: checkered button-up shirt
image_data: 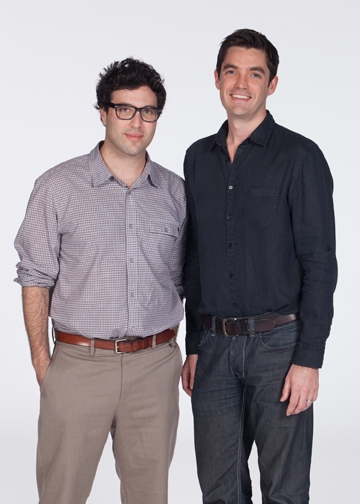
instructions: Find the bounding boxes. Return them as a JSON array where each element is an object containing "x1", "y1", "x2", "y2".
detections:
[{"x1": 15, "y1": 144, "x2": 187, "y2": 339}]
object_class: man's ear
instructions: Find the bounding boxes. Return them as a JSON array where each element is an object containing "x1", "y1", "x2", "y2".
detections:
[
  {"x1": 267, "y1": 75, "x2": 279, "y2": 97},
  {"x1": 100, "y1": 108, "x2": 107, "y2": 126},
  {"x1": 214, "y1": 69, "x2": 220, "y2": 90}
]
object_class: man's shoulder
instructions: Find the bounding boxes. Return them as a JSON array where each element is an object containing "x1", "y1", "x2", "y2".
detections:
[
  {"x1": 272, "y1": 121, "x2": 319, "y2": 152},
  {"x1": 150, "y1": 161, "x2": 185, "y2": 188},
  {"x1": 36, "y1": 152, "x2": 89, "y2": 185},
  {"x1": 186, "y1": 134, "x2": 217, "y2": 156}
]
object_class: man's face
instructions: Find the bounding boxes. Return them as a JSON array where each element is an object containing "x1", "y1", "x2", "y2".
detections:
[
  {"x1": 215, "y1": 46, "x2": 278, "y2": 123},
  {"x1": 100, "y1": 86, "x2": 158, "y2": 160}
]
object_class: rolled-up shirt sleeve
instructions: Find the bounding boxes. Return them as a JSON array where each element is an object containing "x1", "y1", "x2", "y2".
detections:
[{"x1": 14, "y1": 173, "x2": 60, "y2": 288}]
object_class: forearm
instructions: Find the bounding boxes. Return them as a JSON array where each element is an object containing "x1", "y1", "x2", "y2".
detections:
[{"x1": 22, "y1": 286, "x2": 51, "y2": 385}]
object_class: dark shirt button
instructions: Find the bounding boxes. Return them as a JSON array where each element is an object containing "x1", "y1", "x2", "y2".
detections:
[
  {"x1": 327, "y1": 245, "x2": 331, "y2": 250},
  {"x1": 229, "y1": 272, "x2": 233, "y2": 278},
  {"x1": 233, "y1": 303, "x2": 238, "y2": 308},
  {"x1": 227, "y1": 214, "x2": 233, "y2": 220},
  {"x1": 228, "y1": 242, "x2": 232, "y2": 248}
]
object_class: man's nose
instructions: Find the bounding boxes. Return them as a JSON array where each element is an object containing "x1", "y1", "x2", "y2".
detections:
[
  {"x1": 129, "y1": 110, "x2": 142, "y2": 127},
  {"x1": 235, "y1": 73, "x2": 247, "y2": 88}
]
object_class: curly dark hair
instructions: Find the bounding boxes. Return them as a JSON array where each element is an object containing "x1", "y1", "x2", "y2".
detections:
[
  {"x1": 95, "y1": 58, "x2": 166, "y2": 112},
  {"x1": 216, "y1": 29, "x2": 279, "y2": 84}
]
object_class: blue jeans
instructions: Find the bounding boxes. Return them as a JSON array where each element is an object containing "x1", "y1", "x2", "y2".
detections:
[{"x1": 192, "y1": 319, "x2": 313, "y2": 504}]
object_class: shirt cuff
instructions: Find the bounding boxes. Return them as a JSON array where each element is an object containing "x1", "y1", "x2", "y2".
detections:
[
  {"x1": 292, "y1": 341, "x2": 326, "y2": 368},
  {"x1": 185, "y1": 332, "x2": 201, "y2": 355}
]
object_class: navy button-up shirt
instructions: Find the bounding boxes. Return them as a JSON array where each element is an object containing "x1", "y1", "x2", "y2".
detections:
[{"x1": 184, "y1": 112, "x2": 337, "y2": 368}]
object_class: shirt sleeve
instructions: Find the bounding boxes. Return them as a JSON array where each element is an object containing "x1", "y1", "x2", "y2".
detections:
[
  {"x1": 184, "y1": 153, "x2": 203, "y2": 354},
  {"x1": 289, "y1": 141, "x2": 337, "y2": 368},
  {"x1": 168, "y1": 180, "x2": 187, "y2": 298},
  {"x1": 14, "y1": 173, "x2": 60, "y2": 288}
]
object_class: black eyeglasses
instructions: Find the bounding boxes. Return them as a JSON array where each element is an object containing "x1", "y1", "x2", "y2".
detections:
[{"x1": 107, "y1": 102, "x2": 161, "y2": 122}]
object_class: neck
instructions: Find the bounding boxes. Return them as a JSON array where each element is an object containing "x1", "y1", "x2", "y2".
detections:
[
  {"x1": 100, "y1": 143, "x2": 147, "y2": 187},
  {"x1": 226, "y1": 111, "x2": 266, "y2": 162}
]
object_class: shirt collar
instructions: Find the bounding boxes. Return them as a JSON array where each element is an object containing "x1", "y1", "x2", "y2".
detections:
[
  {"x1": 210, "y1": 111, "x2": 276, "y2": 150},
  {"x1": 89, "y1": 143, "x2": 160, "y2": 188},
  {"x1": 89, "y1": 142, "x2": 113, "y2": 187}
]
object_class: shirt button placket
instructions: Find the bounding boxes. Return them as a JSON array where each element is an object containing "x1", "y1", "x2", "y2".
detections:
[{"x1": 125, "y1": 189, "x2": 138, "y2": 334}]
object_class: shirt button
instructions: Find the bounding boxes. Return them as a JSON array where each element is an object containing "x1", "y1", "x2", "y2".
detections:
[
  {"x1": 130, "y1": 292, "x2": 134, "y2": 297},
  {"x1": 229, "y1": 185, "x2": 233, "y2": 190},
  {"x1": 233, "y1": 303, "x2": 238, "y2": 308},
  {"x1": 129, "y1": 224, "x2": 133, "y2": 229},
  {"x1": 227, "y1": 214, "x2": 233, "y2": 220},
  {"x1": 229, "y1": 272, "x2": 233, "y2": 278},
  {"x1": 165, "y1": 227, "x2": 168, "y2": 232},
  {"x1": 130, "y1": 258, "x2": 134, "y2": 263},
  {"x1": 228, "y1": 242, "x2": 232, "y2": 248}
]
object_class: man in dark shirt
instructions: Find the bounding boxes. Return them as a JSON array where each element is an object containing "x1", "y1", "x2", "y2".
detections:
[{"x1": 182, "y1": 29, "x2": 337, "y2": 504}]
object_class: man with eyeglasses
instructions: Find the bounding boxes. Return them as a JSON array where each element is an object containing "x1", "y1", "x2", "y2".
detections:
[
  {"x1": 14, "y1": 58, "x2": 186, "y2": 504},
  {"x1": 182, "y1": 29, "x2": 337, "y2": 503}
]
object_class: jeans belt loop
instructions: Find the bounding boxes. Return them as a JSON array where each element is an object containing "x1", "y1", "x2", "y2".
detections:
[
  {"x1": 246, "y1": 317, "x2": 255, "y2": 337},
  {"x1": 211, "y1": 316, "x2": 216, "y2": 336}
]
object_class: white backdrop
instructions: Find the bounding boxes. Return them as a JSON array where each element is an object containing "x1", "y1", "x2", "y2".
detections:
[{"x1": 1, "y1": 0, "x2": 359, "y2": 502}]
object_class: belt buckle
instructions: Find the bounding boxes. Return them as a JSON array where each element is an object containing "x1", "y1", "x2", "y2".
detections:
[
  {"x1": 222, "y1": 317, "x2": 238, "y2": 337},
  {"x1": 114, "y1": 338, "x2": 128, "y2": 354}
]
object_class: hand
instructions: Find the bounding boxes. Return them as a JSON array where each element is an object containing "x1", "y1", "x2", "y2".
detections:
[
  {"x1": 280, "y1": 364, "x2": 319, "y2": 416},
  {"x1": 181, "y1": 354, "x2": 198, "y2": 397},
  {"x1": 34, "y1": 357, "x2": 51, "y2": 391}
]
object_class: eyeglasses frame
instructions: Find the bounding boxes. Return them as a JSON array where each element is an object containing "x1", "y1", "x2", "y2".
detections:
[{"x1": 106, "y1": 102, "x2": 161, "y2": 123}]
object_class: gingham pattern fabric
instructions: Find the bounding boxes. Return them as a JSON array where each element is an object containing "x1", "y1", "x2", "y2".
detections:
[{"x1": 15, "y1": 144, "x2": 187, "y2": 339}]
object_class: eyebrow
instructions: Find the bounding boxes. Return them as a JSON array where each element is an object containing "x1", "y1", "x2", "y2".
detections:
[
  {"x1": 249, "y1": 66, "x2": 266, "y2": 75},
  {"x1": 222, "y1": 64, "x2": 266, "y2": 75}
]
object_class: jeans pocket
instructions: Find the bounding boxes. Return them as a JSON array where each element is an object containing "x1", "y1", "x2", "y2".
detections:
[
  {"x1": 260, "y1": 320, "x2": 302, "y2": 350},
  {"x1": 198, "y1": 326, "x2": 211, "y2": 348}
]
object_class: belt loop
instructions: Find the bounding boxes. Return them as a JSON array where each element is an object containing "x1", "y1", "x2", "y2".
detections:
[
  {"x1": 247, "y1": 317, "x2": 255, "y2": 337},
  {"x1": 152, "y1": 335, "x2": 156, "y2": 349},
  {"x1": 211, "y1": 316, "x2": 216, "y2": 335},
  {"x1": 89, "y1": 339, "x2": 95, "y2": 357}
]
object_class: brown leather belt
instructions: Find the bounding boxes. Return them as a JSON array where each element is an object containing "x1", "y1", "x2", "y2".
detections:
[
  {"x1": 203, "y1": 313, "x2": 300, "y2": 336},
  {"x1": 55, "y1": 329, "x2": 175, "y2": 354}
]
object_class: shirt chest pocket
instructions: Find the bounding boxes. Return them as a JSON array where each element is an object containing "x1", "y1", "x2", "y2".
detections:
[
  {"x1": 244, "y1": 187, "x2": 279, "y2": 228},
  {"x1": 147, "y1": 220, "x2": 179, "y2": 260},
  {"x1": 149, "y1": 220, "x2": 179, "y2": 238}
]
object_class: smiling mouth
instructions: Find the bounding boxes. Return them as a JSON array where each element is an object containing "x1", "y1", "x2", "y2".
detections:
[{"x1": 231, "y1": 94, "x2": 250, "y2": 100}]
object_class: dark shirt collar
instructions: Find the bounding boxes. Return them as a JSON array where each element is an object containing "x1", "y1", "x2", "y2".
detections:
[
  {"x1": 89, "y1": 142, "x2": 160, "y2": 188},
  {"x1": 211, "y1": 111, "x2": 276, "y2": 151}
]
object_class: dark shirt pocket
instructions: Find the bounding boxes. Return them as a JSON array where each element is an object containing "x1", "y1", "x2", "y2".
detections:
[{"x1": 245, "y1": 187, "x2": 279, "y2": 228}]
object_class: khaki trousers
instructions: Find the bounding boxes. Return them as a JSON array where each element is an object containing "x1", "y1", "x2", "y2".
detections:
[{"x1": 37, "y1": 337, "x2": 182, "y2": 504}]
